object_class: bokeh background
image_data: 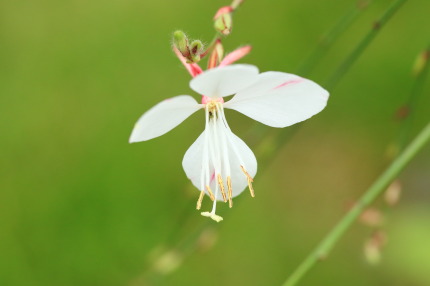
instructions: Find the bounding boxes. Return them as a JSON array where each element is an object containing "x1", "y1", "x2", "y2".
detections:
[{"x1": 1, "y1": 0, "x2": 429, "y2": 285}]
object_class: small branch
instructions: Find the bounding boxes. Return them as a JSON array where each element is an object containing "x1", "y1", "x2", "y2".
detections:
[
  {"x1": 395, "y1": 42, "x2": 430, "y2": 153},
  {"x1": 297, "y1": 0, "x2": 373, "y2": 76},
  {"x1": 325, "y1": 0, "x2": 408, "y2": 90},
  {"x1": 282, "y1": 120, "x2": 430, "y2": 286}
]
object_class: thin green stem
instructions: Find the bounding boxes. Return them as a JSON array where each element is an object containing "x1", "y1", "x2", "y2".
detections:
[
  {"x1": 325, "y1": 0, "x2": 408, "y2": 90},
  {"x1": 396, "y1": 42, "x2": 430, "y2": 152},
  {"x1": 297, "y1": 0, "x2": 372, "y2": 76},
  {"x1": 200, "y1": 34, "x2": 221, "y2": 58},
  {"x1": 282, "y1": 121, "x2": 430, "y2": 286}
]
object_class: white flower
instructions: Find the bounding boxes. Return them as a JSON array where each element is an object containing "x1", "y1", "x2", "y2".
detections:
[{"x1": 130, "y1": 64, "x2": 329, "y2": 222}]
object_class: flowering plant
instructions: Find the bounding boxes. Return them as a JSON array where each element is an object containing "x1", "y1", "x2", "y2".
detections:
[{"x1": 129, "y1": 1, "x2": 329, "y2": 222}]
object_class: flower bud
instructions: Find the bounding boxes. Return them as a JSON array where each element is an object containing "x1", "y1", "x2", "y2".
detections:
[
  {"x1": 173, "y1": 30, "x2": 190, "y2": 59},
  {"x1": 208, "y1": 40, "x2": 224, "y2": 69},
  {"x1": 152, "y1": 250, "x2": 183, "y2": 275},
  {"x1": 384, "y1": 180, "x2": 402, "y2": 206},
  {"x1": 364, "y1": 230, "x2": 387, "y2": 265},
  {"x1": 190, "y1": 40, "x2": 204, "y2": 63},
  {"x1": 412, "y1": 49, "x2": 429, "y2": 76},
  {"x1": 214, "y1": 7, "x2": 233, "y2": 35},
  {"x1": 196, "y1": 227, "x2": 218, "y2": 252},
  {"x1": 359, "y1": 208, "x2": 384, "y2": 227}
]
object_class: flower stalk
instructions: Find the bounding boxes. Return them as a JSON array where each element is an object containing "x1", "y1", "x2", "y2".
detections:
[{"x1": 282, "y1": 121, "x2": 430, "y2": 286}]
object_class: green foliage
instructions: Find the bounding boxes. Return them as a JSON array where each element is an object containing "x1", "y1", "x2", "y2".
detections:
[{"x1": 0, "y1": 0, "x2": 429, "y2": 285}]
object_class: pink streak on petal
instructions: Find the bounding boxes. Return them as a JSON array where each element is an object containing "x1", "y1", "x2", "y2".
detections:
[
  {"x1": 210, "y1": 172, "x2": 216, "y2": 183},
  {"x1": 173, "y1": 47, "x2": 203, "y2": 77},
  {"x1": 219, "y1": 46, "x2": 252, "y2": 67},
  {"x1": 214, "y1": 6, "x2": 233, "y2": 19},
  {"x1": 273, "y1": 78, "x2": 304, "y2": 89}
]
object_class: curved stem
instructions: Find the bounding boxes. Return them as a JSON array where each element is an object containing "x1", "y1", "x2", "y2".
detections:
[
  {"x1": 282, "y1": 121, "x2": 430, "y2": 286},
  {"x1": 297, "y1": 0, "x2": 372, "y2": 76},
  {"x1": 200, "y1": 35, "x2": 221, "y2": 58},
  {"x1": 325, "y1": 0, "x2": 408, "y2": 90}
]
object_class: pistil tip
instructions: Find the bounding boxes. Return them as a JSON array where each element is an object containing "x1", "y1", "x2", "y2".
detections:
[{"x1": 201, "y1": 212, "x2": 223, "y2": 222}]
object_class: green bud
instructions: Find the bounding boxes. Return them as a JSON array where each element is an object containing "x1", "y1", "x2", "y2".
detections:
[
  {"x1": 187, "y1": 40, "x2": 203, "y2": 63},
  {"x1": 214, "y1": 13, "x2": 232, "y2": 35},
  {"x1": 190, "y1": 40, "x2": 204, "y2": 56},
  {"x1": 173, "y1": 30, "x2": 190, "y2": 58},
  {"x1": 412, "y1": 50, "x2": 429, "y2": 76}
]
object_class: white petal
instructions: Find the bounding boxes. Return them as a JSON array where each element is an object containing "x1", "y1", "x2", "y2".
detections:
[
  {"x1": 182, "y1": 129, "x2": 257, "y2": 200},
  {"x1": 226, "y1": 130, "x2": 257, "y2": 198},
  {"x1": 224, "y1": 72, "x2": 329, "y2": 127},
  {"x1": 129, "y1": 95, "x2": 201, "y2": 142},
  {"x1": 182, "y1": 131, "x2": 207, "y2": 191},
  {"x1": 189, "y1": 64, "x2": 259, "y2": 98}
]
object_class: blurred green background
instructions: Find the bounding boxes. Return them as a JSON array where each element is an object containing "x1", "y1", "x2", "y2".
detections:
[{"x1": 1, "y1": 0, "x2": 429, "y2": 285}]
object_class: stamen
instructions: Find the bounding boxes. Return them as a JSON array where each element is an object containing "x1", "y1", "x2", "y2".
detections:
[
  {"x1": 217, "y1": 174, "x2": 227, "y2": 202},
  {"x1": 227, "y1": 176, "x2": 233, "y2": 208},
  {"x1": 205, "y1": 185, "x2": 215, "y2": 201},
  {"x1": 240, "y1": 165, "x2": 255, "y2": 197},
  {"x1": 247, "y1": 178, "x2": 255, "y2": 197},
  {"x1": 196, "y1": 190, "x2": 205, "y2": 210}
]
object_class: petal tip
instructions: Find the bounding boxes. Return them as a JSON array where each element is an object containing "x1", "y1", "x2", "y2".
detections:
[
  {"x1": 128, "y1": 135, "x2": 139, "y2": 144},
  {"x1": 322, "y1": 90, "x2": 330, "y2": 101}
]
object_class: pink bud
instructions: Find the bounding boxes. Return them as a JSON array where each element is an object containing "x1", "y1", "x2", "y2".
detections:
[
  {"x1": 384, "y1": 180, "x2": 402, "y2": 206},
  {"x1": 359, "y1": 208, "x2": 384, "y2": 227},
  {"x1": 214, "y1": 6, "x2": 233, "y2": 20}
]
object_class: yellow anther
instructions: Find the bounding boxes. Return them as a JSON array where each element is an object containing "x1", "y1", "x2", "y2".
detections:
[
  {"x1": 217, "y1": 174, "x2": 227, "y2": 202},
  {"x1": 196, "y1": 190, "x2": 205, "y2": 210},
  {"x1": 240, "y1": 165, "x2": 254, "y2": 182},
  {"x1": 247, "y1": 178, "x2": 255, "y2": 197},
  {"x1": 207, "y1": 101, "x2": 221, "y2": 113},
  {"x1": 240, "y1": 165, "x2": 255, "y2": 197},
  {"x1": 227, "y1": 176, "x2": 233, "y2": 208},
  {"x1": 205, "y1": 185, "x2": 215, "y2": 201}
]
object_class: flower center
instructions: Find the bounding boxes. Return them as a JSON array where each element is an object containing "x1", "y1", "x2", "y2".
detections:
[{"x1": 201, "y1": 95, "x2": 224, "y2": 105}]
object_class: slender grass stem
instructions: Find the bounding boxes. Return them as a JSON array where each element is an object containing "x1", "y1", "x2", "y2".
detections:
[
  {"x1": 282, "y1": 121, "x2": 430, "y2": 286},
  {"x1": 325, "y1": 0, "x2": 408, "y2": 90},
  {"x1": 396, "y1": 42, "x2": 430, "y2": 152},
  {"x1": 297, "y1": 0, "x2": 372, "y2": 76}
]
